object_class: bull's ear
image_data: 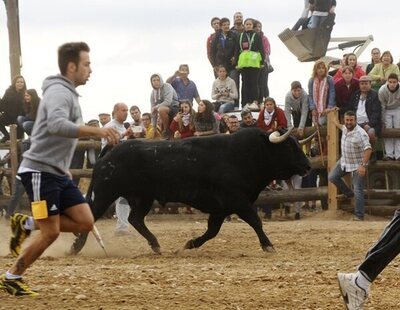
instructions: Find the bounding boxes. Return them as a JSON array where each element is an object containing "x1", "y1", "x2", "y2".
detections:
[{"x1": 269, "y1": 127, "x2": 294, "y2": 144}]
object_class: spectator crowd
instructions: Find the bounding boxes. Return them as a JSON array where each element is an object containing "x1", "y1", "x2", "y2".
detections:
[{"x1": 1, "y1": 8, "x2": 400, "y2": 222}]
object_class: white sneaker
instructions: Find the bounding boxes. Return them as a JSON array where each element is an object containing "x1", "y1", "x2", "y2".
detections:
[
  {"x1": 337, "y1": 273, "x2": 368, "y2": 310},
  {"x1": 248, "y1": 102, "x2": 260, "y2": 111}
]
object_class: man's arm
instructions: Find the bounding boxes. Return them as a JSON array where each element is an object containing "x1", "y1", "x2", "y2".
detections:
[
  {"x1": 78, "y1": 125, "x2": 120, "y2": 145},
  {"x1": 358, "y1": 148, "x2": 372, "y2": 177}
]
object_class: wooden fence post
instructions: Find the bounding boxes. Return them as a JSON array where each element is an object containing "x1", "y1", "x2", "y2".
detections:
[
  {"x1": 9, "y1": 124, "x2": 18, "y2": 195},
  {"x1": 327, "y1": 111, "x2": 339, "y2": 210}
]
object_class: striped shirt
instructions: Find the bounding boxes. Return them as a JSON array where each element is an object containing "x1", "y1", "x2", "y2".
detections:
[{"x1": 340, "y1": 125, "x2": 371, "y2": 172}]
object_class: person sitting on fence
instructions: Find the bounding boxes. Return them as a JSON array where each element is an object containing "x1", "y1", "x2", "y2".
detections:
[
  {"x1": 309, "y1": 60, "x2": 336, "y2": 155},
  {"x1": 17, "y1": 89, "x2": 40, "y2": 136},
  {"x1": 170, "y1": 100, "x2": 196, "y2": 139},
  {"x1": 150, "y1": 73, "x2": 179, "y2": 140},
  {"x1": 141, "y1": 112, "x2": 161, "y2": 139},
  {"x1": 193, "y1": 100, "x2": 219, "y2": 137},
  {"x1": 0, "y1": 75, "x2": 27, "y2": 142},
  {"x1": 240, "y1": 110, "x2": 256, "y2": 128},
  {"x1": 366, "y1": 48, "x2": 381, "y2": 75},
  {"x1": 334, "y1": 66, "x2": 360, "y2": 119},
  {"x1": 257, "y1": 97, "x2": 287, "y2": 133},
  {"x1": 348, "y1": 75, "x2": 381, "y2": 162},
  {"x1": 219, "y1": 113, "x2": 230, "y2": 133},
  {"x1": 284, "y1": 81, "x2": 310, "y2": 138},
  {"x1": 333, "y1": 53, "x2": 365, "y2": 83},
  {"x1": 211, "y1": 66, "x2": 238, "y2": 114},
  {"x1": 378, "y1": 73, "x2": 400, "y2": 161},
  {"x1": 368, "y1": 50, "x2": 400, "y2": 91},
  {"x1": 226, "y1": 115, "x2": 241, "y2": 134},
  {"x1": 166, "y1": 64, "x2": 201, "y2": 105},
  {"x1": 129, "y1": 105, "x2": 145, "y2": 139}
]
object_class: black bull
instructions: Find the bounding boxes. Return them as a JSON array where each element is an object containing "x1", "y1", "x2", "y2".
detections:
[{"x1": 70, "y1": 128, "x2": 310, "y2": 254}]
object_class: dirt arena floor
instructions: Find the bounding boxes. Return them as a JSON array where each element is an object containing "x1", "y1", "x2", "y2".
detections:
[{"x1": 0, "y1": 209, "x2": 399, "y2": 310}]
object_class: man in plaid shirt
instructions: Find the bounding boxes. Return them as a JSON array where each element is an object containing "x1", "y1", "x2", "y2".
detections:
[{"x1": 328, "y1": 110, "x2": 372, "y2": 221}]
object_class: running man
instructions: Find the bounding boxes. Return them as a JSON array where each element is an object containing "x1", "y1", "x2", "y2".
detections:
[{"x1": 0, "y1": 42, "x2": 120, "y2": 296}]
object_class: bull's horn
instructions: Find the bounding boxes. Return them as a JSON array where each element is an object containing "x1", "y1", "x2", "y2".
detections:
[
  {"x1": 299, "y1": 130, "x2": 318, "y2": 145},
  {"x1": 269, "y1": 127, "x2": 294, "y2": 144}
]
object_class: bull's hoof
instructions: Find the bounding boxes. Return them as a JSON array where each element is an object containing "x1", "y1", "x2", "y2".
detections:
[
  {"x1": 262, "y1": 245, "x2": 276, "y2": 253},
  {"x1": 151, "y1": 246, "x2": 162, "y2": 255},
  {"x1": 68, "y1": 245, "x2": 79, "y2": 256},
  {"x1": 184, "y1": 240, "x2": 195, "y2": 250}
]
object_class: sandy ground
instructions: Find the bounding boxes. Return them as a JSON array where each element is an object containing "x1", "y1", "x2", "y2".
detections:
[{"x1": 0, "y1": 209, "x2": 399, "y2": 310}]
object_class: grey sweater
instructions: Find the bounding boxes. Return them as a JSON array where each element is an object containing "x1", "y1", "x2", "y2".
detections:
[
  {"x1": 378, "y1": 83, "x2": 400, "y2": 121},
  {"x1": 20, "y1": 75, "x2": 83, "y2": 176},
  {"x1": 284, "y1": 89, "x2": 309, "y2": 129}
]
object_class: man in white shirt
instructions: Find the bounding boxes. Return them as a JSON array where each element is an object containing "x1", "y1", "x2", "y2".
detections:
[{"x1": 102, "y1": 103, "x2": 131, "y2": 235}]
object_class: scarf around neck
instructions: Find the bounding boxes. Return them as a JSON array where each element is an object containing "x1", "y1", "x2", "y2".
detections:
[
  {"x1": 313, "y1": 77, "x2": 328, "y2": 115},
  {"x1": 264, "y1": 109, "x2": 275, "y2": 126}
]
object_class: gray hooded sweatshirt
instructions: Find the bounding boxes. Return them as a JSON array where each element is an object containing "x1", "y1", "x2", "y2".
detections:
[
  {"x1": 150, "y1": 73, "x2": 179, "y2": 109},
  {"x1": 20, "y1": 74, "x2": 83, "y2": 176}
]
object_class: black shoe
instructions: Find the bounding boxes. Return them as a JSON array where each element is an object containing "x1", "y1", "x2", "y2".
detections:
[{"x1": 294, "y1": 213, "x2": 300, "y2": 220}]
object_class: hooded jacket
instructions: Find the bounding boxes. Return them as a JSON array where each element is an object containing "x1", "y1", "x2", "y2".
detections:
[
  {"x1": 0, "y1": 86, "x2": 24, "y2": 122},
  {"x1": 284, "y1": 89, "x2": 309, "y2": 129},
  {"x1": 150, "y1": 74, "x2": 179, "y2": 109},
  {"x1": 20, "y1": 74, "x2": 83, "y2": 175}
]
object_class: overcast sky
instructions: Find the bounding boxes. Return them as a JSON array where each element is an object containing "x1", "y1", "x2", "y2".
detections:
[{"x1": 0, "y1": 0, "x2": 399, "y2": 122}]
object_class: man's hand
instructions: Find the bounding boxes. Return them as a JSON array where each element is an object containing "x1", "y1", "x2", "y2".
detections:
[
  {"x1": 358, "y1": 165, "x2": 367, "y2": 177},
  {"x1": 100, "y1": 127, "x2": 121, "y2": 145}
]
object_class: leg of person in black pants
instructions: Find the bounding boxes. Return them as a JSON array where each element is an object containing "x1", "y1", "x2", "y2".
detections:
[{"x1": 337, "y1": 208, "x2": 400, "y2": 309}]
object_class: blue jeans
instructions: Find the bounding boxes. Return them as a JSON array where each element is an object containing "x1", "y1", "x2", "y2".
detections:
[
  {"x1": 308, "y1": 15, "x2": 328, "y2": 28},
  {"x1": 328, "y1": 160, "x2": 365, "y2": 218},
  {"x1": 218, "y1": 102, "x2": 234, "y2": 114}
]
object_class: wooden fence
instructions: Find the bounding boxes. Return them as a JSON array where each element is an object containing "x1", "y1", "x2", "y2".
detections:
[{"x1": 1, "y1": 114, "x2": 400, "y2": 216}]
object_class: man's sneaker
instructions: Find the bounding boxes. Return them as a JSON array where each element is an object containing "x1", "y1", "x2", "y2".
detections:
[
  {"x1": 337, "y1": 273, "x2": 368, "y2": 310},
  {"x1": 10, "y1": 213, "x2": 31, "y2": 257},
  {"x1": 0, "y1": 275, "x2": 38, "y2": 296}
]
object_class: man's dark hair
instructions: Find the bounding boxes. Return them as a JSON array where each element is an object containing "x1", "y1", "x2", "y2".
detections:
[
  {"x1": 130, "y1": 105, "x2": 141, "y2": 113},
  {"x1": 388, "y1": 73, "x2": 399, "y2": 81},
  {"x1": 241, "y1": 110, "x2": 252, "y2": 118},
  {"x1": 210, "y1": 17, "x2": 220, "y2": 26},
  {"x1": 58, "y1": 42, "x2": 90, "y2": 75},
  {"x1": 344, "y1": 110, "x2": 356, "y2": 118},
  {"x1": 220, "y1": 17, "x2": 230, "y2": 25},
  {"x1": 229, "y1": 115, "x2": 238, "y2": 120},
  {"x1": 142, "y1": 112, "x2": 152, "y2": 121}
]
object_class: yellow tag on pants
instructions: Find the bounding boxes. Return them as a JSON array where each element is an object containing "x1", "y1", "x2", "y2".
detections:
[{"x1": 31, "y1": 200, "x2": 48, "y2": 220}]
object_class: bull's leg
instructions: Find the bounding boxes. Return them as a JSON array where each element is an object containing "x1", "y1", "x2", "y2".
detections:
[
  {"x1": 236, "y1": 209, "x2": 275, "y2": 252},
  {"x1": 127, "y1": 196, "x2": 161, "y2": 254},
  {"x1": 184, "y1": 214, "x2": 225, "y2": 250}
]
